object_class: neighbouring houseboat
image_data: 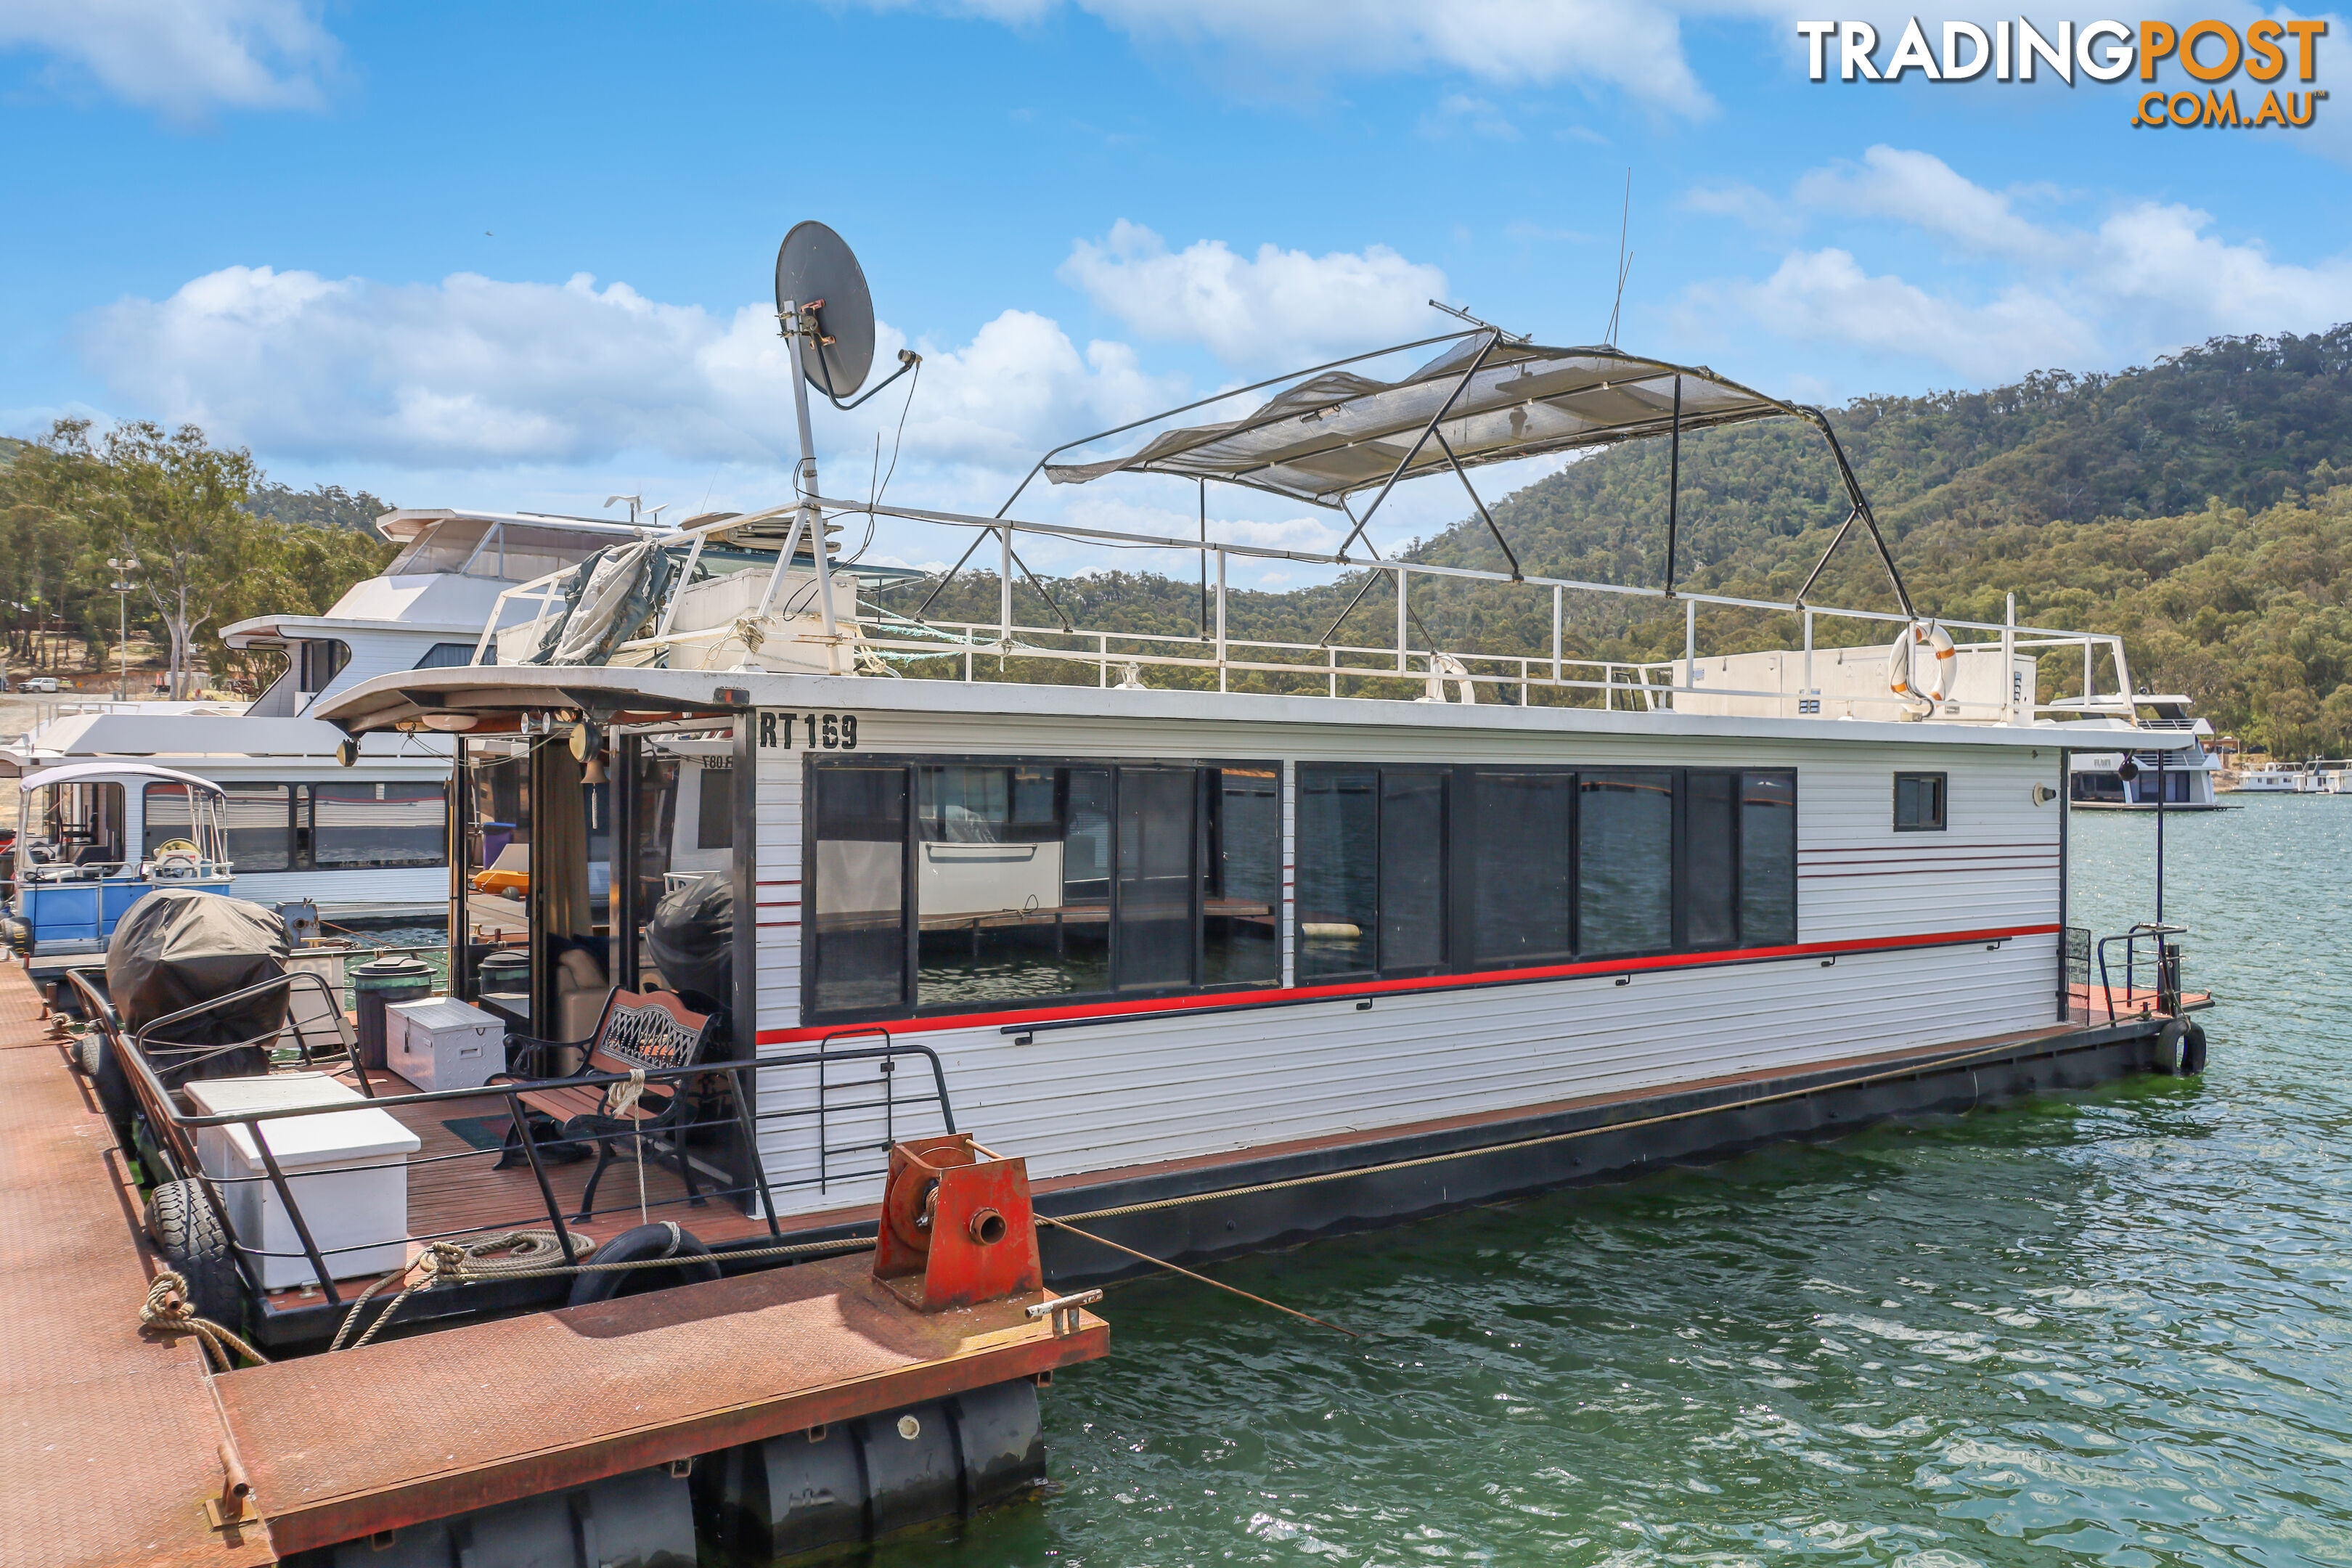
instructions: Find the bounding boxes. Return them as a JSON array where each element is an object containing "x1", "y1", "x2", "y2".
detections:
[
  {"x1": 2067, "y1": 696, "x2": 2231, "y2": 809},
  {"x1": 0, "y1": 510, "x2": 666, "y2": 920}
]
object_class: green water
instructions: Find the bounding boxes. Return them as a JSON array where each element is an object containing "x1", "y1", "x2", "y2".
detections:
[{"x1": 888, "y1": 797, "x2": 2352, "y2": 1566}]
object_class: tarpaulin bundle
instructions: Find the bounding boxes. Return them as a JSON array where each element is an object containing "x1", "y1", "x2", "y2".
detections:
[{"x1": 107, "y1": 890, "x2": 289, "y2": 1082}]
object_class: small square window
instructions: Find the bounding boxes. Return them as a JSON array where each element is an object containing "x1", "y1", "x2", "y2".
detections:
[{"x1": 1894, "y1": 772, "x2": 1946, "y2": 832}]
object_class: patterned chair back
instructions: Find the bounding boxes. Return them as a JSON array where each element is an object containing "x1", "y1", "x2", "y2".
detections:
[{"x1": 589, "y1": 990, "x2": 711, "y2": 1074}]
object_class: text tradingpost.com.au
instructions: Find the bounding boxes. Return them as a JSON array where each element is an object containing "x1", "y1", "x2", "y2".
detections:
[{"x1": 1798, "y1": 17, "x2": 2328, "y2": 127}]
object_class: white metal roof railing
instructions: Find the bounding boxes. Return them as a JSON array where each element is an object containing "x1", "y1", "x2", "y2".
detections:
[{"x1": 458, "y1": 491, "x2": 2147, "y2": 727}]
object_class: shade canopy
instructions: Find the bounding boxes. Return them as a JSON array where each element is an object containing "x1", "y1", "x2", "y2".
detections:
[{"x1": 1043, "y1": 337, "x2": 1800, "y2": 507}]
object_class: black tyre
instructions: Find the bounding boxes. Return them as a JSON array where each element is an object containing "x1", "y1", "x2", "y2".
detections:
[
  {"x1": 566, "y1": 1222, "x2": 719, "y2": 1307},
  {"x1": 2181, "y1": 1021, "x2": 2209, "y2": 1077},
  {"x1": 2154, "y1": 1019, "x2": 2187, "y2": 1074},
  {"x1": 89, "y1": 1034, "x2": 135, "y2": 1138},
  {"x1": 145, "y1": 1179, "x2": 243, "y2": 1328},
  {"x1": 70, "y1": 1032, "x2": 102, "y2": 1079}
]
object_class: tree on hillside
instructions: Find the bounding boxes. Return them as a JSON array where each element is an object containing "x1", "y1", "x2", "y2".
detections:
[{"x1": 58, "y1": 421, "x2": 258, "y2": 698}]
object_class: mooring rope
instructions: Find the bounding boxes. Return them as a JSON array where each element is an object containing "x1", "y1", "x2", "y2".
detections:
[
  {"x1": 326, "y1": 1230, "x2": 880, "y2": 1350},
  {"x1": 142, "y1": 1271, "x2": 270, "y2": 1370}
]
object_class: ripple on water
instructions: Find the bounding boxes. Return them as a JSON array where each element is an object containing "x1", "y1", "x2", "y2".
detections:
[{"x1": 868, "y1": 799, "x2": 2352, "y2": 1567}]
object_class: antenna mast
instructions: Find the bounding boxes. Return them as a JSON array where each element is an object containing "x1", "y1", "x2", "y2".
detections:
[{"x1": 1605, "y1": 169, "x2": 1633, "y2": 346}]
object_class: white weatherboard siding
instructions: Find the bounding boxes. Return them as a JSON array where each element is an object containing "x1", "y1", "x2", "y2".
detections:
[
  {"x1": 743, "y1": 704, "x2": 2066, "y2": 1221},
  {"x1": 230, "y1": 867, "x2": 446, "y2": 915}
]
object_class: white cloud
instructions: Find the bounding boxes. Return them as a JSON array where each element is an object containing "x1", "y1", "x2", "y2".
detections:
[
  {"x1": 80, "y1": 265, "x2": 1177, "y2": 475},
  {"x1": 1793, "y1": 146, "x2": 2059, "y2": 263},
  {"x1": 858, "y1": 0, "x2": 1716, "y2": 115},
  {"x1": 1059, "y1": 220, "x2": 1449, "y2": 367},
  {"x1": 0, "y1": 0, "x2": 338, "y2": 121},
  {"x1": 1689, "y1": 147, "x2": 2352, "y2": 383},
  {"x1": 1715, "y1": 249, "x2": 2098, "y2": 383}
]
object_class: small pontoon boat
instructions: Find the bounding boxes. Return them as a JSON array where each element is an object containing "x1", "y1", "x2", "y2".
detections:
[{"x1": 4, "y1": 764, "x2": 234, "y2": 992}]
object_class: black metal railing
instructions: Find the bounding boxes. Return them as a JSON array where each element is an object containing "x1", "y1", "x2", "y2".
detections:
[
  {"x1": 2094, "y1": 923, "x2": 2190, "y2": 1024},
  {"x1": 91, "y1": 975, "x2": 956, "y2": 1313}
]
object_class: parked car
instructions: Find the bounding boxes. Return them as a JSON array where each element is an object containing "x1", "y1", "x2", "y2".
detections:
[{"x1": 23, "y1": 677, "x2": 58, "y2": 693}]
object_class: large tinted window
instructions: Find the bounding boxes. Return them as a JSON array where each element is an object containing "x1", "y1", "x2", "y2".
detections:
[
  {"x1": 1462, "y1": 771, "x2": 1573, "y2": 968},
  {"x1": 313, "y1": 782, "x2": 446, "y2": 868},
  {"x1": 216, "y1": 784, "x2": 294, "y2": 871},
  {"x1": 1379, "y1": 771, "x2": 1447, "y2": 973},
  {"x1": 1204, "y1": 767, "x2": 1281, "y2": 987},
  {"x1": 1739, "y1": 772, "x2": 1797, "y2": 947},
  {"x1": 1115, "y1": 769, "x2": 1196, "y2": 992},
  {"x1": 1683, "y1": 772, "x2": 1737, "y2": 950},
  {"x1": 810, "y1": 767, "x2": 907, "y2": 1015},
  {"x1": 1577, "y1": 772, "x2": 1673, "y2": 955},
  {"x1": 1296, "y1": 767, "x2": 1376, "y2": 979},
  {"x1": 915, "y1": 764, "x2": 1111, "y2": 1008}
]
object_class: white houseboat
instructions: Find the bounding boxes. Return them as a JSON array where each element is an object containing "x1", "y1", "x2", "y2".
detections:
[
  {"x1": 1, "y1": 510, "x2": 660, "y2": 919},
  {"x1": 307, "y1": 303, "x2": 2213, "y2": 1284},
  {"x1": 2067, "y1": 697, "x2": 2231, "y2": 809}
]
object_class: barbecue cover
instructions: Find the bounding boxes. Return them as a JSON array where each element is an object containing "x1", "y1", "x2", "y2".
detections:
[
  {"x1": 645, "y1": 873, "x2": 732, "y2": 1013},
  {"x1": 107, "y1": 890, "x2": 290, "y2": 1077}
]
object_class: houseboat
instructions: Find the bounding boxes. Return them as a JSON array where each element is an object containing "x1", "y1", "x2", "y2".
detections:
[
  {"x1": 2067, "y1": 697, "x2": 2231, "y2": 809},
  {"x1": 0, "y1": 510, "x2": 660, "y2": 918},
  {"x1": 3, "y1": 761, "x2": 233, "y2": 965},
  {"x1": 311, "y1": 316, "x2": 2214, "y2": 1292},
  {"x1": 2224, "y1": 759, "x2": 2319, "y2": 793},
  {"x1": 25, "y1": 256, "x2": 2214, "y2": 1567}
]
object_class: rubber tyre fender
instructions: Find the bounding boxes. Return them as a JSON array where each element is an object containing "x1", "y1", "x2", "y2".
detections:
[
  {"x1": 2180, "y1": 1021, "x2": 2209, "y2": 1077},
  {"x1": 565, "y1": 1221, "x2": 720, "y2": 1307},
  {"x1": 89, "y1": 1032, "x2": 135, "y2": 1139},
  {"x1": 70, "y1": 1032, "x2": 102, "y2": 1079},
  {"x1": 145, "y1": 1177, "x2": 244, "y2": 1328},
  {"x1": 2153, "y1": 1020, "x2": 2186, "y2": 1074}
]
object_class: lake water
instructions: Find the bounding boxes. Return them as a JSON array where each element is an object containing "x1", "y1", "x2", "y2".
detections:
[{"x1": 883, "y1": 796, "x2": 2352, "y2": 1567}]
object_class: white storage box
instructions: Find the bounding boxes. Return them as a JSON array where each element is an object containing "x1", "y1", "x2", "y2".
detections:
[
  {"x1": 388, "y1": 997, "x2": 505, "y2": 1093},
  {"x1": 183, "y1": 1074, "x2": 421, "y2": 1291}
]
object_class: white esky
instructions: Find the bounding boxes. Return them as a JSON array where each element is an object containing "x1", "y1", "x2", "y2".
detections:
[{"x1": 4, "y1": 0, "x2": 2348, "y2": 586}]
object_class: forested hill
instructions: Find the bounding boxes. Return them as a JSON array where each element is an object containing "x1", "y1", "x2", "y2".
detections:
[
  {"x1": 1415, "y1": 325, "x2": 2352, "y2": 605},
  {"x1": 882, "y1": 327, "x2": 2352, "y2": 754}
]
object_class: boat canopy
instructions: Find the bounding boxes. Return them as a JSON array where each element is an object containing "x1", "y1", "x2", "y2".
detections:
[
  {"x1": 20, "y1": 762, "x2": 227, "y2": 795},
  {"x1": 1043, "y1": 338, "x2": 1797, "y2": 507}
]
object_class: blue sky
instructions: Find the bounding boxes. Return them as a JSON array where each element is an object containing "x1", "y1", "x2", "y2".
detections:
[{"x1": 4, "y1": 1, "x2": 2349, "y2": 581}]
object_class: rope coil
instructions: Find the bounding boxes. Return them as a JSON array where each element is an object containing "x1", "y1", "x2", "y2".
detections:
[{"x1": 141, "y1": 1271, "x2": 269, "y2": 1369}]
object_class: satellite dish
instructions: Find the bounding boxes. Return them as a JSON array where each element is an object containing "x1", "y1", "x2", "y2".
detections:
[{"x1": 775, "y1": 221, "x2": 876, "y2": 400}]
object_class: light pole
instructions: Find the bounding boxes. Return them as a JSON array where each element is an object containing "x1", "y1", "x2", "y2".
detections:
[{"x1": 106, "y1": 558, "x2": 138, "y2": 702}]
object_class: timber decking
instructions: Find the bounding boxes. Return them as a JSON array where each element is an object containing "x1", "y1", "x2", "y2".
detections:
[
  {"x1": 0, "y1": 960, "x2": 274, "y2": 1568},
  {"x1": 256, "y1": 1072, "x2": 777, "y2": 1315}
]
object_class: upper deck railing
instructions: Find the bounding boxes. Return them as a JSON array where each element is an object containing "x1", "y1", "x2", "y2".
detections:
[{"x1": 466, "y1": 494, "x2": 2150, "y2": 727}]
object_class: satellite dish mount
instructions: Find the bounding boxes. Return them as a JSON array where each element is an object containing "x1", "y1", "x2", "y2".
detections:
[{"x1": 767, "y1": 221, "x2": 922, "y2": 675}]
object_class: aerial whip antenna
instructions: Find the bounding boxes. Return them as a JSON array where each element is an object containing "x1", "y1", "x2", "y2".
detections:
[{"x1": 1605, "y1": 168, "x2": 1633, "y2": 346}]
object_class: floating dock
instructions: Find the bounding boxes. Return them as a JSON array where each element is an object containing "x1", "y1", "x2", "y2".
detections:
[{"x1": 0, "y1": 960, "x2": 1106, "y2": 1568}]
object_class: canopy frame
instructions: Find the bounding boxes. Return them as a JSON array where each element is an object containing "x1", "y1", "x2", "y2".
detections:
[{"x1": 1001, "y1": 327, "x2": 1916, "y2": 621}]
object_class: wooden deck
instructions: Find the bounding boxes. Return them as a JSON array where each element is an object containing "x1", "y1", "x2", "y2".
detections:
[{"x1": 256, "y1": 1069, "x2": 779, "y2": 1315}]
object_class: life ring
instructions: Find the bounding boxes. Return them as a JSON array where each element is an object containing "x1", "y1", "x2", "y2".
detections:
[{"x1": 1887, "y1": 620, "x2": 1956, "y2": 709}]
